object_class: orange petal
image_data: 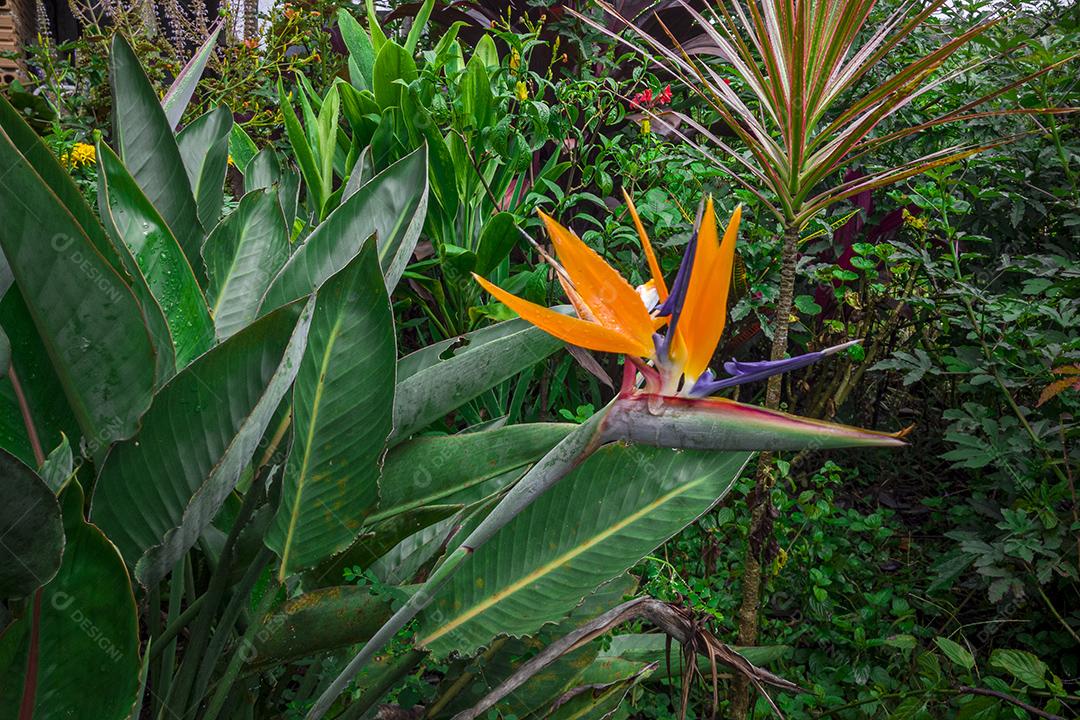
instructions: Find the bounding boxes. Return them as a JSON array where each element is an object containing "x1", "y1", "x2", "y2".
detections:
[
  {"x1": 538, "y1": 211, "x2": 655, "y2": 347},
  {"x1": 474, "y1": 274, "x2": 652, "y2": 357},
  {"x1": 681, "y1": 202, "x2": 742, "y2": 380},
  {"x1": 621, "y1": 188, "x2": 668, "y2": 301}
]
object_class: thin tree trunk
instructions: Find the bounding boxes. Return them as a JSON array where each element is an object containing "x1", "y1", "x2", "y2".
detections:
[{"x1": 730, "y1": 221, "x2": 799, "y2": 719}]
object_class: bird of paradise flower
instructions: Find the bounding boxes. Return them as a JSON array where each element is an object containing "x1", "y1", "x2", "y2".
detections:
[
  {"x1": 309, "y1": 194, "x2": 906, "y2": 720},
  {"x1": 472, "y1": 192, "x2": 900, "y2": 450}
]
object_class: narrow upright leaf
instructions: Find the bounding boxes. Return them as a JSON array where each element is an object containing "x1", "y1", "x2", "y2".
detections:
[
  {"x1": 91, "y1": 299, "x2": 314, "y2": 586},
  {"x1": 266, "y1": 242, "x2": 396, "y2": 579},
  {"x1": 337, "y1": 8, "x2": 376, "y2": 90}
]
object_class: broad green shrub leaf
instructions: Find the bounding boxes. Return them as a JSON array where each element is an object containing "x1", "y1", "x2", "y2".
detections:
[
  {"x1": 266, "y1": 243, "x2": 395, "y2": 579},
  {"x1": 176, "y1": 105, "x2": 232, "y2": 232},
  {"x1": 160, "y1": 20, "x2": 223, "y2": 130},
  {"x1": 459, "y1": 53, "x2": 493, "y2": 129},
  {"x1": 204, "y1": 188, "x2": 290, "y2": 341},
  {"x1": 259, "y1": 145, "x2": 428, "y2": 310},
  {"x1": 373, "y1": 40, "x2": 418, "y2": 111},
  {"x1": 0, "y1": 90, "x2": 172, "y2": 399},
  {"x1": 0, "y1": 95, "x2": 119, "y2": 270},
  {"x1": 0, "y1": 124, "x2": 157, "y2": 452},
  {"x1": 990, "y1": 649, "x2": 1049, "y2": 689},
  {"x1": 91, "y1": 299, "x2": 314, "y2": 586},
  {"x1": 0, "y1": 450, "x2": 63, "y2": 598},
  {"x1": 376, "y1": 423, "x2": 573, "y2": 521},
  {"x1": 935, "y1": 636, "x2": 976, "y2": 671},
  {"x1": 416, "y1": 447, "x2": 750, "y2": 656},
  {"x1": 278, "y1": 79, "x2": 325, "y2": 215},
  {"x1": 96, "y1": 142, "x2": 215, "y2": 368},
  {"x1": 392, "y1": 319, "x2": 563, "y2": 441},
  {"x1": 474, "y1": 212, "x2": 518, "y2": 276},
  {"x1": 110, "y1": 35, "x2": 204, "y2": 270},
  {"x1": 0, "y1": 482, "x2": 140, "y2": 719}
]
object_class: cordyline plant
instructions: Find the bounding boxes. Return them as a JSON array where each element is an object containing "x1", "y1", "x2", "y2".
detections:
[
  {"x1": 307, "y1": 195, "x2": 906, "y2": 717},
  {"x1": 572, "y1": 1, "x2": 1076, "y2": 705}
]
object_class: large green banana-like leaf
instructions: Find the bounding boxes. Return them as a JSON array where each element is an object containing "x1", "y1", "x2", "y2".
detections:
[
  {"x1": 0, "y1": 450, "x2": 63, "y2": 598},
  {"x1": 160, "y1": 20, "x2": 223, "y2": 130},
  {"x1": 545, "y1": 657, "x2": 655, "y2": 720},
  {"x1": 91, "y1": 299, "x2": 313, "y2": 586},
  {"x1": 0, "y1": 96, "x2": 118, "y2": 269},
  {"x1": 308, "y1": 504, "x2": 461, "y2": 588},
  {"x1": 258, "y1": 145, "x2": 428, "y2": 311},
  {"x1": 249, "y1": 586, "x2": 392, "y2": 668},
  {"x1": 0, "y1": 125, "x2": 157, "y2": 452},
  {"x1": 374, "y1": 423, "x2": 574, "y2": 522},
  {"x1": 96, "y1": 142, "x2": 215, "y2": 369},
  {"x1": 176, "y1": 105, "x2": 232, "y2": 233},
  {"x1": 432, "y1": 576, "x2": 637, "y2": 719},
  {"x1": 244, "y1": 148, "x2": 301, "y2": 231},
  {"x1": 110, "y1": 35, "x2": 204, "y2": 269},
  {"x1": 0, "y1": 291, "x2": 80, "y2": 464},
  {"x1": 229, "y1": 123, "x2": 259, "y2": 174},
  {"x1": 265, "y1": 243, "x2": 395, "y2": 579},
  {"x1": 1, "y1": 92, "x2": 176, "y2": 385},
  {"x1": 204, "y1": 188, "x2": 290, "y2": 341},
  {"x1": 0, "y1": 482, "x2": 140, "y2": 720},
  {"x1": 416, "y1": 447, "x2": 750, "y2": 656},
  {"x1": 391, "y1": 321, "x2": 563, "y2": 442}
]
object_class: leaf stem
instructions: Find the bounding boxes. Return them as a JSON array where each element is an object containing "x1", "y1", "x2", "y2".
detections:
[{"x1": 8, "y1": 367, "x2": 44, "y2": 467}]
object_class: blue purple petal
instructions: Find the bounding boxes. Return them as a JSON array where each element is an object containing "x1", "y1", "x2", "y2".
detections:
[{"x1": 689, "y1": 340, "x2": 861, "y2": 396}]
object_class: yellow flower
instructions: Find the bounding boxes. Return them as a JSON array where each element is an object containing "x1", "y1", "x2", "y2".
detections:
[
  {"x1": 514, "y1": 81, "x2": 529, "y2": 101},
  {"x1": 641, "y1": 119, "x2": 651, "y2": 135},
  {"x1": 63, "y1": 142, "x2": 96, "y2": 169},
  {"x1": 509, "y1": 48, "x2": 521, "y2": 72},
  {"x1": 227, "y1": 154, "x2": 235, "y2": 167}
]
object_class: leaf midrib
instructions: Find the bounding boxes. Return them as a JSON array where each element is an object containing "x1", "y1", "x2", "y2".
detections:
[{"x1": 277, "y1": 309, "x2": 345, "y2": 579}]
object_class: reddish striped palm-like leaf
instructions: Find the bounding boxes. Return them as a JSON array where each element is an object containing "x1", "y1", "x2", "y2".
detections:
[{"x1": 578, "y1": 0, "x2": 1076, "y2": 225}]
